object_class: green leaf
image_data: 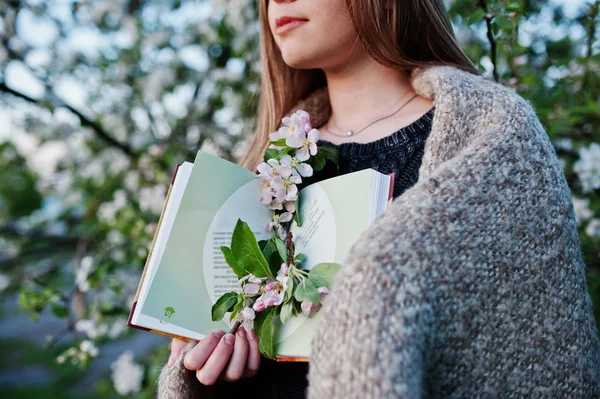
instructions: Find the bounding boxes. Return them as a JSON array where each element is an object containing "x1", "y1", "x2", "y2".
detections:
[
  {"x1": 294, "y1": 277, "x2": 320, "y2": 305},
  {"x1": 312, "y1": 153, "x2": 326, "y2": 172},
  {"x1": 211, "y1": 292, "x2": 238, "y2": 322},
  {"x1": 280, "y1": 301, "x2": 294, "y2": 324},
  {"x1": 221, "y1": 246, "x2": 246, "y2": 278},
  {"x1": 258, "y1": 239, "x2": 268, "y2": 251},
  {"x1": 274, "y1": 236, "x2": 289, "y2": 264},
  {"x1": 261, "y1": 239, "x2": 276, "y2": 263},
  {"x1": 294, "y1": 253, "x2": 306, "y2": 262},
  {"x1": 51, "y1": 305, "x2": 69, "y2": 318},
  {"x1": 263, "y1": 148, "x2": 279, "y2": 162},
  {"x1": 261, "y1": 236, "x2": 287, "y2": 275},
  {"x1": 317, "y1": 146, "x2": 339, "y2": 165},
  {"x1": 285, "y1": 272, "x2": 296, "y2": 302},
  {"x1": 255, "y1": 308, "x2": 276, "y2": 359},
  {"x1": 307, "y1": 263, "x2": 341, "y2": 289},
  {"x1": 270, "y1": 138, "x2": 287, "y2": 147},
  {"x1": 230, "y1": 293, "x2": 245, "y2": 321},
  {"x1": 231, "y1": 219, "x2": 272, "y2": 278},
  {"x1": 292, "y1": 196, "x2": 302, "y2": 227}
]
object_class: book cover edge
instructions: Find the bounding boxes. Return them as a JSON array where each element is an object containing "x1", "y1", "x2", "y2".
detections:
[{"x1": 127, "y1": 163, "x2": 181, "y2": 330}]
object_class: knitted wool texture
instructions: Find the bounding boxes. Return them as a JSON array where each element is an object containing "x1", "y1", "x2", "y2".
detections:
[{"x1": 156, "y1": 65, "x2": 600, "y2": 398}]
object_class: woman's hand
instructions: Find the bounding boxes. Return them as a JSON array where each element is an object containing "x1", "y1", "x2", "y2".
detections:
[{"x1": 168, "y1": 327, "x2": 261, "y2": 386}]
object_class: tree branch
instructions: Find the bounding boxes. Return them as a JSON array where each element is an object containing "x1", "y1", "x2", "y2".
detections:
[
  {"x1": 579, "y1": 1, "x2": 599, "y2": 97},
  {"x1": 0, "y1": 81, "x2": 135, "y2": 157},
  {"x1": 478, "y1": 0, "x2": 498, "y2": 81}
]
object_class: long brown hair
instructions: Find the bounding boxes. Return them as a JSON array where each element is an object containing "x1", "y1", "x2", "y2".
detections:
[{"x1": 238, "y1": 0, "x2": 479, "y2": 171}]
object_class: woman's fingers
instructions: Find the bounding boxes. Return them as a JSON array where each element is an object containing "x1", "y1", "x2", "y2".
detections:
[
  {"x1": 221, "y1": 328, "x2": 249, "y2": 381},
  {"x1": 243, "y1": 328, "x2": 261, "y2": 378},
  {"x1": 196, "y1": 333, "x2": 236, "y2": 385},
  {"x1": 183, "y1": 330, "x2": 225, "y2": 370},
  {"x1": 168, "y1": 338, "x2": 189, "y2": 369}
]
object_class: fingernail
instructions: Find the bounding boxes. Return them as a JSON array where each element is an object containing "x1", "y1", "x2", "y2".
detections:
[
  {"x1": 213, "y1": 330, "x2": 225, "y2": 339},
  {"x1": 248, "y1": 329, "x2": 256, "y2": 340},
  {"x1": 167, "y1": 351, "x2": 177, "y2": 369},
  {"x1": 225, "y1": 334, "x2": 235, "y2": 345},
  {"x1": 238, "y1": 328, "x2": 246, "y2": 338}
]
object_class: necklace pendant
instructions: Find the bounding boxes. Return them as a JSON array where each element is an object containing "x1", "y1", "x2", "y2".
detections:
[{"x1": 346, "y1": 130, "x2": 353, "y2": 136}]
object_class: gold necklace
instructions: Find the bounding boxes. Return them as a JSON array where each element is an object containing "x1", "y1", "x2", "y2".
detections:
[{"x1": 325, "y1": 92, "x2": 418, "y2": 137}]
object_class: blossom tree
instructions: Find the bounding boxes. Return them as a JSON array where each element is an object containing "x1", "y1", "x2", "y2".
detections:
[{"x1": 0, "y1": 0, "x2": 598, "y2": 396}]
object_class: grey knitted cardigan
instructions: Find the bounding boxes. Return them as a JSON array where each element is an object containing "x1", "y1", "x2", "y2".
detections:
[{"x1": 157, "y1": 65, "x2": 600, "y2": 398}]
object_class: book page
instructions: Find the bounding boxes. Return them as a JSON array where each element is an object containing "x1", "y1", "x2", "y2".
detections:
[
  {"x1": 280, "y1": 168, "x2": 375, "y2": 357},
  {"x1": 140, "y1": 151, "x2": 261, "y2": 336},
  {"x1": 203, "y1": 178, "x2": 274, "y2": 330}
]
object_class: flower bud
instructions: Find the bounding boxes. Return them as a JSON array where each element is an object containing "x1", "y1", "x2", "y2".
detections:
[
  {"x1": 252, "y1": 300, "x2": 266, "y2": 312},
  {"x1": 301, "y1": 300, "x2": 321, "y2": 317},
  {"x1": 280, "y1": 263, "x2": 289, "y2": 275},
  {"x1": 244, "y1": 283, "x2": 261, "y2": 295},
  {"x1": 264, "y1": 282, "x2": 276, "y2": 292}
]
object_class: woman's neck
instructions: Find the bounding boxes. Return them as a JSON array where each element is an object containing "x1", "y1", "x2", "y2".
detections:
[
  {"x1": 324, "y1": 57, "x2": 413, "y2": 127},
  {"x1": 319, "y1": 57, "x2": 433, "y2": 144}
]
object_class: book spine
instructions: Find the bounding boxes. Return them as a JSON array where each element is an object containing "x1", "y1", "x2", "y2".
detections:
[
  {"x1": 276, "y1": 356, "x2": 309, "y2": 363},
  {"x1": 387, "y1": 171, "x2": 396, "y2": 203}
]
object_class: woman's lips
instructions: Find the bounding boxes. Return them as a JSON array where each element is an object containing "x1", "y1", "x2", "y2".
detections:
[{"x1": 275, "y1": 17, "x2": 309, "y2": 35}]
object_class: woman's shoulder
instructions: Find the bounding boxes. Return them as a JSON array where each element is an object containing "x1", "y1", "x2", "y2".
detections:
[
  {"x1": 412, "y1": 65, "x2": 538, "y2": 124},
  {"x1": 413, "y1": 65, "x2": 552, "y2": 177}
]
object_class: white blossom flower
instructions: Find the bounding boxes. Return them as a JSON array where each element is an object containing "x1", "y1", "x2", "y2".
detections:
[
  {"x1": 258, "y1": 159, "x2": 301, "y2": 206},
  {"x1": 238, "y1": 273, "x2": 263, "y2": 285},
  {"x1": 271, "y1": 110, "x2": 311, "y2": 141},
  {"x1": 75, "y1": 319, "x2": 109, "y2": 339},
  {"x1": 75, "y1": 256, "x2": 94, "y2": 293},
  {"x1": 111, "y1": 351, "x2": 144, "y2": 396},
  {"x1": 108, "y1": 318, "x2": 128, "y2": 339},
  {"x1": 286, "y1": 128, "x2": 320, "y2": 162},
  {"x1": 280, "y1": 154, "x2": 313, "y2": 178},
  {"x1": 139, "y1": 184, "x2": 167, "y2": 215},
  {"x1": 585, "y1": 219, "x2": 600, "y2": 238},
  {"x1": 80, "y1": 340, "x2": 99, "y2": 357},
  {"x1": 235, "y1": 306, "x2": 255, "y2": 332},
  {"x1": 572, "y1": 196, "x2": 593, "y2": 226},
  {"x1": 0, "y1": 273, "x2": 10, "y2": 292},
  {"x1": 574, "y1": 143, "x2": 600, "y2": 193},
  {"x1": 266, "y1": 212, "x2": 293, "y2": 239}
]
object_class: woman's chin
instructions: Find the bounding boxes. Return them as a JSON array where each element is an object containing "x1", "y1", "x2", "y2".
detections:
[{"x1": 280, "y1": 51, "x2": 321, "y2": 70}]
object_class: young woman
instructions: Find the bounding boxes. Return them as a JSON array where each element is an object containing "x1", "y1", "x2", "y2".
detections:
[{"x1": 157, "y1": 0, "x2": 600, "y2": 397}]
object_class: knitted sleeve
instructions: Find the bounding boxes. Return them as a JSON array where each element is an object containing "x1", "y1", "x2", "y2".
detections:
[
  {"x1": 306, "y1": 182, "x2": 438, "y2": 398},
  {"x1": 156, "y1": 341, "x2": 211, "y2": 399}
]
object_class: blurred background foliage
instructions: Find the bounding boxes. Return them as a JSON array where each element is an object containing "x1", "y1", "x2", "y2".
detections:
[{"x1": 0, "y1": 0, "x2": 598, "y2": 397}]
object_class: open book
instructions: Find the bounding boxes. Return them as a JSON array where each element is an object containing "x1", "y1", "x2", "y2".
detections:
[{"x1": 128, "y1": 150, "x2": 395, "y2": 362}]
